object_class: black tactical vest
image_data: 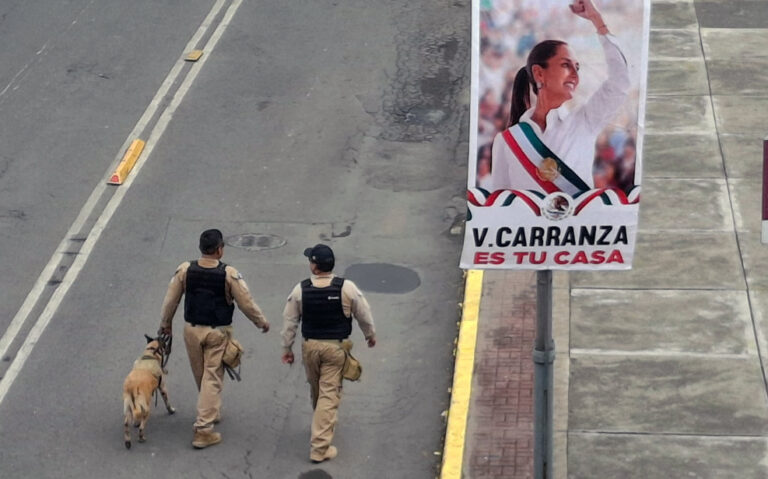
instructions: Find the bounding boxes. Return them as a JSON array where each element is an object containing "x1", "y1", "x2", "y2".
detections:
[
  {"x1": 301, "y1": 277, "x2": 352, "y2": 340},
  {"x1": 184, "y1": 260, "x2": 235, "y2": 327}
]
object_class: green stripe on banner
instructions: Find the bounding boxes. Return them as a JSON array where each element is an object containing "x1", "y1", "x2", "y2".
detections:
[
  {"x1": 502, "y1": 194, "x2": 516, "y2": 206},
  {"x1": 517, "y1": 122, "x2": 591, "y2": 192}
]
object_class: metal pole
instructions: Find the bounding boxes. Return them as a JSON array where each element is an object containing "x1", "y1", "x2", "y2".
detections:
[{"x1": 533, "y1": 270, "x2": 555, "y2": 479}]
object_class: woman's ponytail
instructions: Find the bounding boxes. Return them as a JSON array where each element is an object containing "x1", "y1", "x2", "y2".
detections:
[{"x1": 508, "y1": 67, "x2": 531, "y2": 127}]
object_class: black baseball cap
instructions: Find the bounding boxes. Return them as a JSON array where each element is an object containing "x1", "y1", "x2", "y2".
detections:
[{"x1": 303, "y1": 244, "x2": 335, "y2": 264}]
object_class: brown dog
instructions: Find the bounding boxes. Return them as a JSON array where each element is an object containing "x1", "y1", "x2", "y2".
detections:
[{"x1": 123, "y1": 335, "x2": 175, "y2": 449}]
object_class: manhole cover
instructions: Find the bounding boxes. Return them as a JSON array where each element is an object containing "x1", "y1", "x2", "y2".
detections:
[
  {"x1": 343, "y1": 263, "x2": 420, "y2": 294},
  {"x1": 225, "y1": 233, "x2": 286, "y2": 252},
  {"x1": 298, "y1": 470, "x2": 332, "y2": 479},
  {"x1": 299, "y1": 469, "x2": 333, "y2": 479}
]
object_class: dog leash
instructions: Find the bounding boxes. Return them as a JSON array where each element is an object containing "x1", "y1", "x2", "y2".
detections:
[
  {"x1": 159, "y1": 333, "x2": 172, "y2": 369},
  {"x1": 223, "y1": 364, "x2": 241, "y2": 382}
]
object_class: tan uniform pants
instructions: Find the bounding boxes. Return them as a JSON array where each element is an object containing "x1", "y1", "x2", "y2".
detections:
[
  {"x1": 184, "y1": 323, "x2": 229, "y2": 431},
  {"x1": 302, "y1": 339, "x2": 346, "y2": 460}
]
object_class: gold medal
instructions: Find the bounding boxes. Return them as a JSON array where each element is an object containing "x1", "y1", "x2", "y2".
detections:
[{"x1": 537, "y1": 157, "x2": 560, "y2": 182}]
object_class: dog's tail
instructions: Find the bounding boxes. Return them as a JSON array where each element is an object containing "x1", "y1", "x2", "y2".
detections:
[
  {"x1": 123, "y1": 394, "x2": 133, "y2": 417},
  {"x1": 131, "y1": 386, "x2": 149, "y2": 423},
  {"x1": 123, "y1": 394, "x2": 133, "y2": 449},
  {"x1": 123, "y1": 387, "x2": 148, "y2": 449},
  {"x1": 124, "y1": 387, "x2": 148, "y2": 425}
]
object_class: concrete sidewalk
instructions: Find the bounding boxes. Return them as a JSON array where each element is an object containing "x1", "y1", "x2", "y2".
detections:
[{"x1": 450, "y1": 0, "x2": 768, "y2": 477}]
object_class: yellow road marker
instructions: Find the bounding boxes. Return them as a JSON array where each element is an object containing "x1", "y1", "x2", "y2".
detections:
[
  {"x1": 441, "y1": 269, "x2": 484, "y2": 479},
  {"x1": 108, "y1": 139, "x2": 145, "y2": 185},
  {"x1": 185, "y1": 50, "x2": 204, "y2": 62}
]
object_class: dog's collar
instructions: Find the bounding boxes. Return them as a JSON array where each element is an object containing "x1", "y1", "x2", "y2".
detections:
[{"x1": 141, "y1": 355, "x2": 160, "y2": 361}]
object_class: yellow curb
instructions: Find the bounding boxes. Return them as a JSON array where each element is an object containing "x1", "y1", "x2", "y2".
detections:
[
  {"x1": 107, "y1": 139, "x2": 145, "y2": 185},
  {"x1": 441, "y1": 269, "x2": 483, "y2": 479}
]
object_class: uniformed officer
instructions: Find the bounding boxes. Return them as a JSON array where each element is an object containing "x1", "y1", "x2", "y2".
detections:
[
  {"x1": 158, "y1": 229, "x2": 270, "y2": 449},
  {"x1": 281, "y1": 244, "x2": 376, "y2": 463}
]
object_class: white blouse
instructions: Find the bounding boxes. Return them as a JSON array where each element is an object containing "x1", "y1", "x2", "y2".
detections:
[{"x1": 489, "y1": 34, "x2": 630, "y2": 192}]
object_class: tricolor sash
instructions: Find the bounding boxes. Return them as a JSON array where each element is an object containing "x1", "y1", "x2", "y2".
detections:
[{"x1": 502, "y1": 122, "x2": 590, "y2": 195}]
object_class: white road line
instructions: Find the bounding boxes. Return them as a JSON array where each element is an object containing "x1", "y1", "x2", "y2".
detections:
[
  {"x1": 0, "y1": 63, "x2": 31, "y2": 98},
  {"x1": 0, "y1": 0, "x2": 228, "y2": 365},
  {"x1": 0, "y1": 0, "x2": 242, "y2": 406},
  {"x1": 0, "y1": 0, "x2": 97, "y2": 102}
]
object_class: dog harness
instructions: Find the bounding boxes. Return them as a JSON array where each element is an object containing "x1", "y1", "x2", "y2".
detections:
[{"x1": 135, "y1": 355, "x2": 164, "y2": 385}]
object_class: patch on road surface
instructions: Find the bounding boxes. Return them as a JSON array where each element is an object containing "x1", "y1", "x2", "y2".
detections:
[
  {"x1": 344, "y1": 263, "x2": 420, "y2": 294},
  {"x1": 226, "y1": 233, "x2": 287, "y2": 251},
  {"x1": 358, "y1": 3, "x2": 469, "y2": 195},
  {"x1": 380, "y1": 0, "x2": 469, "y2": 143},
  {"x1": 382, "y1": 31, "x2": 463, "y2": 142},
  {"x1": 363, "y1": 140, "x2": 458, "y2": 192}
]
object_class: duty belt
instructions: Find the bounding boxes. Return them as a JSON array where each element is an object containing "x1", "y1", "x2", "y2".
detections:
[{"x1": 187, "y1": 322, "x2": 229, "y2": 329}]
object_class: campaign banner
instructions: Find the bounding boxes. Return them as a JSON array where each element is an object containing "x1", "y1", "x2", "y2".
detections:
[{"x1": 460, "y1": 0, "x2": 649, "y2": 270}]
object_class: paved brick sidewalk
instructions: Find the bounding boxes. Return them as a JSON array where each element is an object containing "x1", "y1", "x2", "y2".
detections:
[{"x1": 463, "y1": 270, "x2": 537, "y2": 478}]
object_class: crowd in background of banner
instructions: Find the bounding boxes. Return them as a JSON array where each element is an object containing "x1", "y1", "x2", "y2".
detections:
[{"x1": 476, "y1": 0, "x2": 644, "y2": 194}]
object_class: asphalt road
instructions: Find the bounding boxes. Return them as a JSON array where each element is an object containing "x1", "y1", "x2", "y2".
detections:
[{"x1": 0, "y1": 1, "x2": 470, "y2": 478}]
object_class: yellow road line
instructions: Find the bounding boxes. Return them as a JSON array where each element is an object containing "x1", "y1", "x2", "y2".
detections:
[{"x1": 441, "y1": 269, "x2": 484, "y2": 479}]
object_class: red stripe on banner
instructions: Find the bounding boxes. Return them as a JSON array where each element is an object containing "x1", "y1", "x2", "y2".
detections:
[
  {"x1": 502, "y1": 130, "x2": 558, "y2": 194},
  {"x1": 467, "y1": 190, "x2": 481, "y2": 206},
  {"x1": 610, "y1": 188, "x2": 631, "y2": 205},
  {"x1": 467, "y1": 188, "x2": 541, "y2": 215},
  {"x1": 573, "y1": 188, "x2": 636, "y2": 215},
  {"x1": 485, "y1": 189, "x2": 505, "y2": 206},
  {"x1": 574, "y1": 189, "x2": 607, "y2": 215},
  {"x1": 510, "y1": 189, "x2": 542, "y2": 215}
]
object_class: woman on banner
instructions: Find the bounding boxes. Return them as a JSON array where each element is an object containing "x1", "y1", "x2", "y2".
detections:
[{"x1": 489, "y1": 0, "x2": 630, "y2": 196}]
